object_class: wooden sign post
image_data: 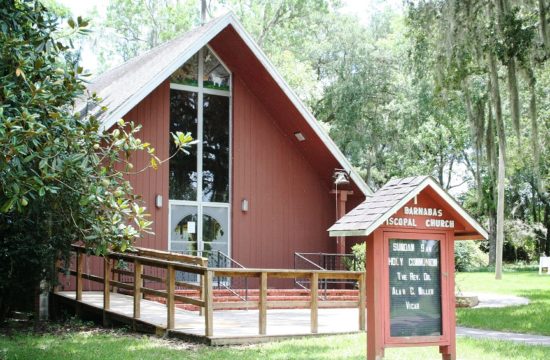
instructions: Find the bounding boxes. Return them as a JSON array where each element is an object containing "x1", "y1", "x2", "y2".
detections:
[{"x1": 328, "y1": 177, "x2": 488, "y2": 360}]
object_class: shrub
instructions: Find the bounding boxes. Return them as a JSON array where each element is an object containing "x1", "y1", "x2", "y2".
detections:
[
  {"x1": 454, "y1": 241, "x2": 488, "y2": 271},
  {"x1": 0, "y1": 1, "x2": 192, "y2": 321},
  {"x1": 344, "y1": 242, "x2": 366, "y2": 272}
]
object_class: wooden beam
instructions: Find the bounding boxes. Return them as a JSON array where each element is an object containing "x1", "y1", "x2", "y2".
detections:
[
  {"x1": 134, "y1": 260, "x2": 142, "y2": 319},
  {"x1": 259, "y1": 272, "x2": 267, "y2": 335},
  {"x1": 199, "y1": 275, "x2": 205, "y2": 316},
  {"x1": 109, "y1": 280, "x2": 133, "y2": 291},
  {"x1": 141, "y1": 287, "x2": 168, "y2": 298},
  {"x1": 112, "y1": 268, "x2": 134, "y2": 277},
  {"x1": 70, "y1": 244, "x2": 208, "y2": 273},
  {"x1": 135, "y1": 247, "x2": 208, "y2": 266},
  {"x1": 76, "y1": 252, "x2": 84, "y2": 301},
  {"x1": 111, "y1": 259, "x2": 118, "y2": 293},
  {"x1": 103, "y1": 258, "x2": 111, "y2": 311},
  {"x1": 175, "y1": 280, "x2": 202, "y2": 291},
  {"x1": 310, "y1": 272, "x2": 318, "y2": 334},
  {"x1": 141, "y1": 273, "x2": 163, "y2": 283},
  {"x1": 204, "y1": 270, "x2": 213, "y2": 337},
  {"x1": 103, "y1": 258, "x2": 111, "y2": 327},
  {"x1": 173, "y1": 294, "x2": 205, "y2": 307},
  {"x1": 212, "y1": 301, "x2": 259, "y2": 310},
  {"x1": 358, "y1": 273, "x2": 366, "y2": 331},
  {"x1": 266, "y1": 300, "x2": 310, "y2": 309},
  {"x1": 166, "y1": 265, "x2": 175, "y2": 330}
]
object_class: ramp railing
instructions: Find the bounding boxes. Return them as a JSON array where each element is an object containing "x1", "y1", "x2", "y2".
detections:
[
  {"x1": 56, "y1": 246, "x2": 366, "y2": 337},
  {"x1": 56, "y1": 244, "x2": 214, "y2": 336}
]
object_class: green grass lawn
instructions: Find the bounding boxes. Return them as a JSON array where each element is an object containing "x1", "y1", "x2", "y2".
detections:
[
  {"x1": 456, "y1": 271, "x2": 550, "y2": 335},
  {"x1": 1, "y1": 331, "x2": 550, "y2": 360}
]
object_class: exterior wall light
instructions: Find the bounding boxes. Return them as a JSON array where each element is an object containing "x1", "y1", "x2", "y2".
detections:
[
  {"x1": 294, "y1": 132, "x2": 306, "y2": 142},
  {"x1": 155, "y1": 194, "x2": 163, "y2": 208},
  {"x1": 241, "y1": 199, "x2": 249, "y2": 212},
  {"x1": 333, "y1": 170, "x2": 350, "y2": 185}
]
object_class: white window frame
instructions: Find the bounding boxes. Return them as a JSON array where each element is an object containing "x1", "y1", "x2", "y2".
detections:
[{"x1": 168, "y1": 46, "x2": 232, "y2": 264}]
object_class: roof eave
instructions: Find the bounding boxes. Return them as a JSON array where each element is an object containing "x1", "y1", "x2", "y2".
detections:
[{"x1": 99, "y1": 13, "x2": 235, "y2": 132}]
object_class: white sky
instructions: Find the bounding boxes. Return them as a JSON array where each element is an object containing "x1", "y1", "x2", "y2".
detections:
[
  {"x1": 57, "y1": 0, "x2": 402, "y2": 72},
  {"x1": 57, "y1": 0, "x2": 403, "y2": 26}
]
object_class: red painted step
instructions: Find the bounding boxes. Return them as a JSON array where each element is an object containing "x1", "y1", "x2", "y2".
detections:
[{"x1": 146, "y1": 288, "x2": 360, "y2": 311}]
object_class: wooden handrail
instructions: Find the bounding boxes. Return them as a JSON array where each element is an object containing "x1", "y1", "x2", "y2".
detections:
[
  {"x1": 61, "y1": 245, "x2": 365, "y2": 339},
  {"x1": 64, "y1": 244, "x2": 211, "y2": 336},
  {"x1": 206, "y1": 267, "x2": 366, "y2": 336},
  {"x1": 70, "y1": 244, "x2": 207, "y2": 275},
  {"x1": 134, "y1": 247, "x2": 208, "y2": 266},
  {"x1": 212, "y1": 268, "x2": 363, "y2": 279}
]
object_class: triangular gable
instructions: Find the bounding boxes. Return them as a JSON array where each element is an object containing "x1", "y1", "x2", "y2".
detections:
[
  {"x1": 328, "y1": 176, "x2": 488, "y2": 240},
  {"x1": 81, "y1": 12, "x2": 371, "y2": 197}
]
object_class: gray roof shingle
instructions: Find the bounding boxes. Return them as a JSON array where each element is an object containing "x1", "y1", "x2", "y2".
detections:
[
  {"x1": 78, "y1": 14, "x2": 231, "y2": 126},
  {"x1": 328, "y1": 176, "x2": 429, "y2": 233}
]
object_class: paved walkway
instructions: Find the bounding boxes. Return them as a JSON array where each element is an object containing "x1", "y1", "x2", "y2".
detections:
[
  {"x1": 460, "y1": 292, "x2": 529, "y2": 308},
  {"x1": 457, "y1": 292, "x2": 550, "y2": 346},
  {"x1": 457, "y1": 327, "x2": 550, "y2": 346}
]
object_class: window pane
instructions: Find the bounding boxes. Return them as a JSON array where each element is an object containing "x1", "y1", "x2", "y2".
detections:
[
  {"x1": 170, "y1": 203, "x2": 199, "y2": 284},
  {"x1": 202, "y1": 94, "x2": 229, "y2": 202},
  {"x1": 203, "y1": 48, "x2": 230, "y2": 91},
  {"x1": 170, "y1": 204, "x2": 198, "y2": 245},
  {"x1": 202, "y1": 207, "x2": 229, "y2": 264},
  {"x1": 202, "y1": 207, "x2": 228, "y2": 243},
  {"x1": 169, "y1": 90, "x2": 198, "y2": 200},
  {"x1": 170, "y1": 53, "x2": 198, "y2": 86}
]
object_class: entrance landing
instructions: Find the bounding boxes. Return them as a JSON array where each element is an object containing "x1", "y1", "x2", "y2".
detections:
[{"x1": 54, "y1": 291, "x2": 362, "y2": 345}]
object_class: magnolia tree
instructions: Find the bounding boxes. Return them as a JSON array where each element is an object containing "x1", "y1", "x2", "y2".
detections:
[{"x1": 0, "y1": 0, "x2": 192, "y2": 320}]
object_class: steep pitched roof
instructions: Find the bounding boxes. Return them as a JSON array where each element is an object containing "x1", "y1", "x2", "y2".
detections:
[
  {"x1": 328, "y1": 176, "x2": 488, "y2": 240},
  {"x1": 80, "y1": 14, "x2": 230, "y2": 130},
  {"x1": 81, "y1": 12, "x2": 372, "y2": 196}
]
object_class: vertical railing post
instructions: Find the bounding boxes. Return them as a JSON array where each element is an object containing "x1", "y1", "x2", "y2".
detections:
[
  {"x1": 199, "y1": 274, "x2": 205, "y2": 316},
  {"x1": 204, "y1": 270, "x2": 213, "y2": 337},
  {"x1": 111, "y1": 259, "x2": 118, "y2": 294},
  {"x1": 133, "y1": 260, "x2": 142, "y2": 319},
  {"x1": 358, "y1": 273, "x2": 366, "y2": 331},
  {"x1": 166, "y1": 265, "x2": 175, "y2": 330},
  {"x1": 310, "y1": 272, "x2": 318, "y2": 334},
  {"x1": 103, "y1": 257, "x2": 111, "y2": 310},
  {"x1": 199, "y1": 258, "x2": 207, "y2": 316},
  {"x1": 76, "y1": 251, "x2": 83, "y2": 301},
  {"x1": 259, "y1": 272, "x2": 267, "y2": 335},
  {"x1": 103, "y1": 257, "x2": 111, "y2": 326}
]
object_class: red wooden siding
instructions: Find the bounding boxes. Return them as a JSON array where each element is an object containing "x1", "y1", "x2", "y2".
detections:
[
  {"x1": 59, "y1": 82, "x2": 170, "y2": 291},
  {"x1": 231, "y1": 76, "x2": 337, "y2": 268},
  {"x1": 123, "y1": 80, "x2": 170, "y2": 250},
  {"x1": 209, "y1": 28, "x2": 362, "y2": 199}
]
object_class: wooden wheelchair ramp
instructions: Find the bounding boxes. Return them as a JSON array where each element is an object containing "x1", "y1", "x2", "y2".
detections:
[{"x1": 54, "y1": 245, "x2": 365, "y2": 345}]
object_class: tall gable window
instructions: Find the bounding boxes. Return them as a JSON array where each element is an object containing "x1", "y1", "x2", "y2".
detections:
[{"x1": 169, "y1": 47, "x2": 231, "y2": 272}]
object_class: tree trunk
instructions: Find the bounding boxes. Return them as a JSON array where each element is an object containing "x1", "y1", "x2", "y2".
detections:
[
  {"x1": 524, "y1": 68, "x2": 543, "y2": 195},
  {"x1": 545, "y1": 202, "x2": 550, "y2": 256},
  {"x1": 486, "y1": 100, "x2": 497, "y2": 265},
  {"x1": 488, "y1": 207, "x2": 498, "y2": 265},
  {"x1": 539, "y1": 0, "x2": 549, "y2": 52},
  {"x1": 506, "y1": 60, "x2": 521, "y2": 142},
  {"x1": 488, "y1": 51, "x2": 506, "y2": 280}
]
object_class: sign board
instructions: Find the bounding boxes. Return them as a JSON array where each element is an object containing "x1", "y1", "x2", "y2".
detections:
[
  {"x1": 328, "y1": 177, "x2": 488, "y2": 360},
  {"x1": 388, "y1": 239, "x2": 441, "y2": 337}
]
